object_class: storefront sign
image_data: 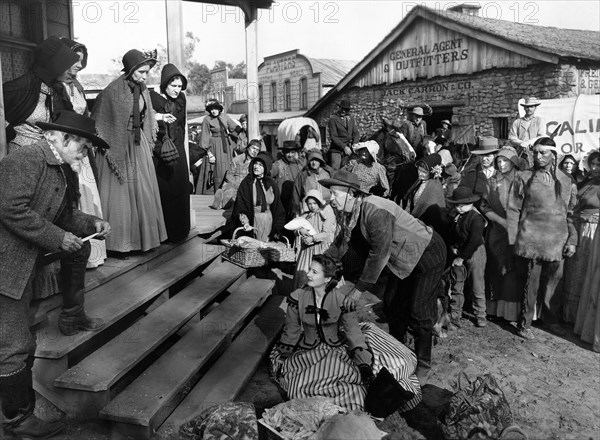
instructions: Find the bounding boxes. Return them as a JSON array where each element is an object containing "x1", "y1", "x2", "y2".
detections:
[
  {"x1": 578, "y1": 69, "x2": 600, "y2": 94},
  {"x1": 264, "y1": 54, "x2": 297, "y2": 74},
  {"x1": 382, "y1": 80, "x2": 472, "y2": 96},
  {"x1": 385, "y1": 38, "x2": 468, "y2": 72}
]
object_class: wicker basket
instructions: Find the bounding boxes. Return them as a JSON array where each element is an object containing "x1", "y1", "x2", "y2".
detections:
[
  {"x1": 220, "y1": 227, "x2": 268, "y2": 268},
  {"x1": 267, "y1": 236, "x2": 296, "y2": 263}
]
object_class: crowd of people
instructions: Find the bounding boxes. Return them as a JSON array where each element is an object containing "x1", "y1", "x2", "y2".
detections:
[
  {"x1": 1, "y1": 36, "x2": 599, "y2": 437},
  {"x1": 0, "y1": 37, "x2": 192, "y2": 438}
]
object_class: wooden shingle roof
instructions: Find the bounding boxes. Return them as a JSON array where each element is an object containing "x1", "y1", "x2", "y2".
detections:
[
  {"x1": 439, "y1": 8, "x2": 600, "y2": 61},
  {"x1": 306, "y1": 58, "x2": 358, "y2": 86},
  {"x1": 306, "y1": 5, "x2": 600, "y2": 117}
]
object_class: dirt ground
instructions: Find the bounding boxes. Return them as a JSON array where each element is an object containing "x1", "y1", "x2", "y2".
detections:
[{"x1": 32, "y1": 267, "x2": 600, "y2": 440}]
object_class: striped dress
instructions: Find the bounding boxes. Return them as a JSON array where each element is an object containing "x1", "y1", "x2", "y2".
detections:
[{"x1": 270, "y1": 287, "x2": 421, "y2": 412}]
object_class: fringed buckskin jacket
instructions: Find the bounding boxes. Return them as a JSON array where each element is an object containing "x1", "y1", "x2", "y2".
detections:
[
  {"x1": 274, "y1": 287, "x2": 373, "y2": 367},
  {"x1": 507, "y1": 168, "x2": 577, "y2": 261}
]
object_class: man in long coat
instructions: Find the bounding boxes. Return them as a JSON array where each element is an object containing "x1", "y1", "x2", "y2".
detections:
[
  {"x1": 0, "y1": 112, "x2": 111, "y2": 438},
  {"x1": 328, "y1": 100, "x2": 360, "y2": 170}
]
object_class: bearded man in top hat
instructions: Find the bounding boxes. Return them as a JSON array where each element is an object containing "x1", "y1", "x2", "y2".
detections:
[
  {"x1": 507, "y1": 137, "x2": 577, "y2": 341},
  {"x1": 0, "y1": 112, "x2": 111, "y2": 438},
  {"x1": 328, "y1": 99, "x2": 361, "y2": 170},
  {"x1": 320, "y1": 170, "x2": 446, "y2": 384},
  {"x1": 508, "y1": 96, "x2": 545, "y2": 168}
]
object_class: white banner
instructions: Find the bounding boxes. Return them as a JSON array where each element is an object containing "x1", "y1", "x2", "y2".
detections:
[{"x1": 518, "y1": 95, "x2": 600, "y2": 167}]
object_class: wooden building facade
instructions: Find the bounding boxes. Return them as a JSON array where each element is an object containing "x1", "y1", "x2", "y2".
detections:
[
  {"x1": 257, "y1": 49, "x2": 355, "y2": 147},
  {"x1": 306, "y1": 4, "x2": 600, "y2": 145}
]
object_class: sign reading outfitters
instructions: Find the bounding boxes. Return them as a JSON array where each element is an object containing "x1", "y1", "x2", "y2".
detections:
[{"x1": 387, "y1": 38, "x2": 468, "y2": 72}]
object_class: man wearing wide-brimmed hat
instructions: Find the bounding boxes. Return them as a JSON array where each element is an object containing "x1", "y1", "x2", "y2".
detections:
[
  {"x1": 328, "y1": 99, "x2": 361, "y2": 170},
  {"x1": 460, "y1": 136, "x2": 499, "y2": 202},
  {"x1": 398, "y1": 106, "x2": 429, "y2": 150},
  {"x1": 509, "y1": 96, "x2": 545, "y2": 168},
  {"x1": 320, "y1": 170, "x2": 446, "y2": 383},
  {"x1": 507, "y1": 137, "x2": 577, "y2": 341},
  {"x1": 0, "y1": 112, "x2": 111, "y2": 438},
  {"x1": 445, "y1": 186, "x2": 488, "y2": 328}
]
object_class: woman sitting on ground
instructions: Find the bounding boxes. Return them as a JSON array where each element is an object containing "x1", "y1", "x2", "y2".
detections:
[{"x1": 270, "y1": 254, "x2": 422, "y2": 412}]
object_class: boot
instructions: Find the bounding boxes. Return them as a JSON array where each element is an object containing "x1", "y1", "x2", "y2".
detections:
[
  {"x1": 413, "y1": 327, "x2": 433, "y2": 385},
  {"x1": 58, "y1": 249, "x2": 105, "y2": 336},
  {"x1": 1, "y1": 364, "x2": 64, "y2": 439}
]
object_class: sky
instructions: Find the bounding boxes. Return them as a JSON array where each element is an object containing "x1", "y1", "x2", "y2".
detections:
[{"x1": 72, "y1": 1, "x2": 600, "y2": 74}]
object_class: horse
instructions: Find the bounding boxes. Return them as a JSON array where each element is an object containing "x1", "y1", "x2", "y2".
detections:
[{"x1": 367, "y1": 118, "x2": 415, "y2": 187}]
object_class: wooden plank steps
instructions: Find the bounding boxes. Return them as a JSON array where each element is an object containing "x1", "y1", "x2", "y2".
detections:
[
  {"x1": 29, "y1": 231, "x2": 200, "y2": 327},
  {"x1": 100, "y1": 277, "x2": 275, "y2": 439},
  {"x1": 34, "y1": 237, "x2": 223, "y2": 360},
  {"x1": 158, "y1": 294, "x2": 287, "y2": 435},
  {"x1": 53, "y1": 261, "x2": 246, "y2": 393}
]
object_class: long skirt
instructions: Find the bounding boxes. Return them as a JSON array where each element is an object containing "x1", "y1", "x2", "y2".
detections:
[
  {"x1": 485, "y1": 222, "x2": 521, "y2": 322},
  {"x1": 562, "y1": 216, "x2": 597, "y2": 323},
  {"x1": 196, "y1": 136, "x2": 233, "y2": 195},
  {"x1": 97, "y1": 131, "x2": 167, "y2": 252},
  {"x1": 270, "y1": 323, "x2": 422, "y2": 412},
  {"x1": 153, "y1": 139, "x2": 191, "y2": 243},
  {"x1": 254, "y1": 210, "x2": 273, "y2": 242},
  {"x1": 574, "y1": 222, "x2": 600, "y2": 352},
  {"x1": 78, "y1": 155, "x2": 107, "y2": 267}
]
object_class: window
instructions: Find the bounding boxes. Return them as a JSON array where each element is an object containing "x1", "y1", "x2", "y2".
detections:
[
  {"x1": 300, "y1": 77, "x2": 308, "y2": 110},
  {"x1": 258, "y1": 84, "x2": 264, "y2": 112},
  {"x1": 284, "y1": 80, "x2": 291, "y2": 111},
  {"x1": 271, "y1": 82, "x2": 277, "y2": 112},
  {"x1": 492, "y1": 117, "x2": 509, "y2": 140}
]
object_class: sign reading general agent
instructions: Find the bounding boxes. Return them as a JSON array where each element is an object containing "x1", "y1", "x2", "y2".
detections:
[
  {"x1": 520, "y1": 96, "x2": 600, "y2": 164},
  {"x1": 385, "y1": 38, "x2": 468, "y2": 72}
]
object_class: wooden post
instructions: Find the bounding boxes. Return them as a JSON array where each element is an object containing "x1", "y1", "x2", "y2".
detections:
[
  {"x1": 245, "y1": 8, "x2": 259, "y2": 141},
  {"x1": 165, "y1": 0, "x2": 184, "y2": 69},
  {"x1": 164, "y1": 0, "x2": 190, "y2": 177},
  {"x1": 0, "y1": 62, "x2": 6, "y2": 160}
]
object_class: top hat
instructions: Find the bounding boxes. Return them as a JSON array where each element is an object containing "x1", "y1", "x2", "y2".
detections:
[
  {"x1": 446, "y1": 186, "x2": 480, "y2": 204},
  {"x1": 338, "y1": 100, "x2": 352, "y2": 110},
  {"x1": 520, "y1": 97, "x2": 541, "y2": 107},
  {"x1": 36, "y1": 111, "x2": 109, "y2": 149},
  {"x1": 410, "y1": 107, "x2": 425, "y2": 116},
  {"x1": 306, "y1": 149, "x2": 326, "y2": 165},
  {"x1": 121, "y1": 49, "x2": 157, "y2": 78},
  {"x1": 160, "y1": 63, "x2": 187, "y2": 93},
  {"x1": 205, "y1": 99, "x2": 224, "y2": 112},
  {"x1": 282, "y1": 140, "x2": 301, "y2": 151},
  {"x1": 319, "y1": 169, "x2": 369, "y2": 194},
  {"x1": 441, "y1": 119, "x2": 452, "y2": 127},
  {"x1": 471, "y1": 136, "x2": 499, "y2": 155}
]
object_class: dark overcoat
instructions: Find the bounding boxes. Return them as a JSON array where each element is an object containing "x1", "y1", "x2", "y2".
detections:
[{"x1": 0, "y1": 141, "x2": 99, "y2": 300}]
